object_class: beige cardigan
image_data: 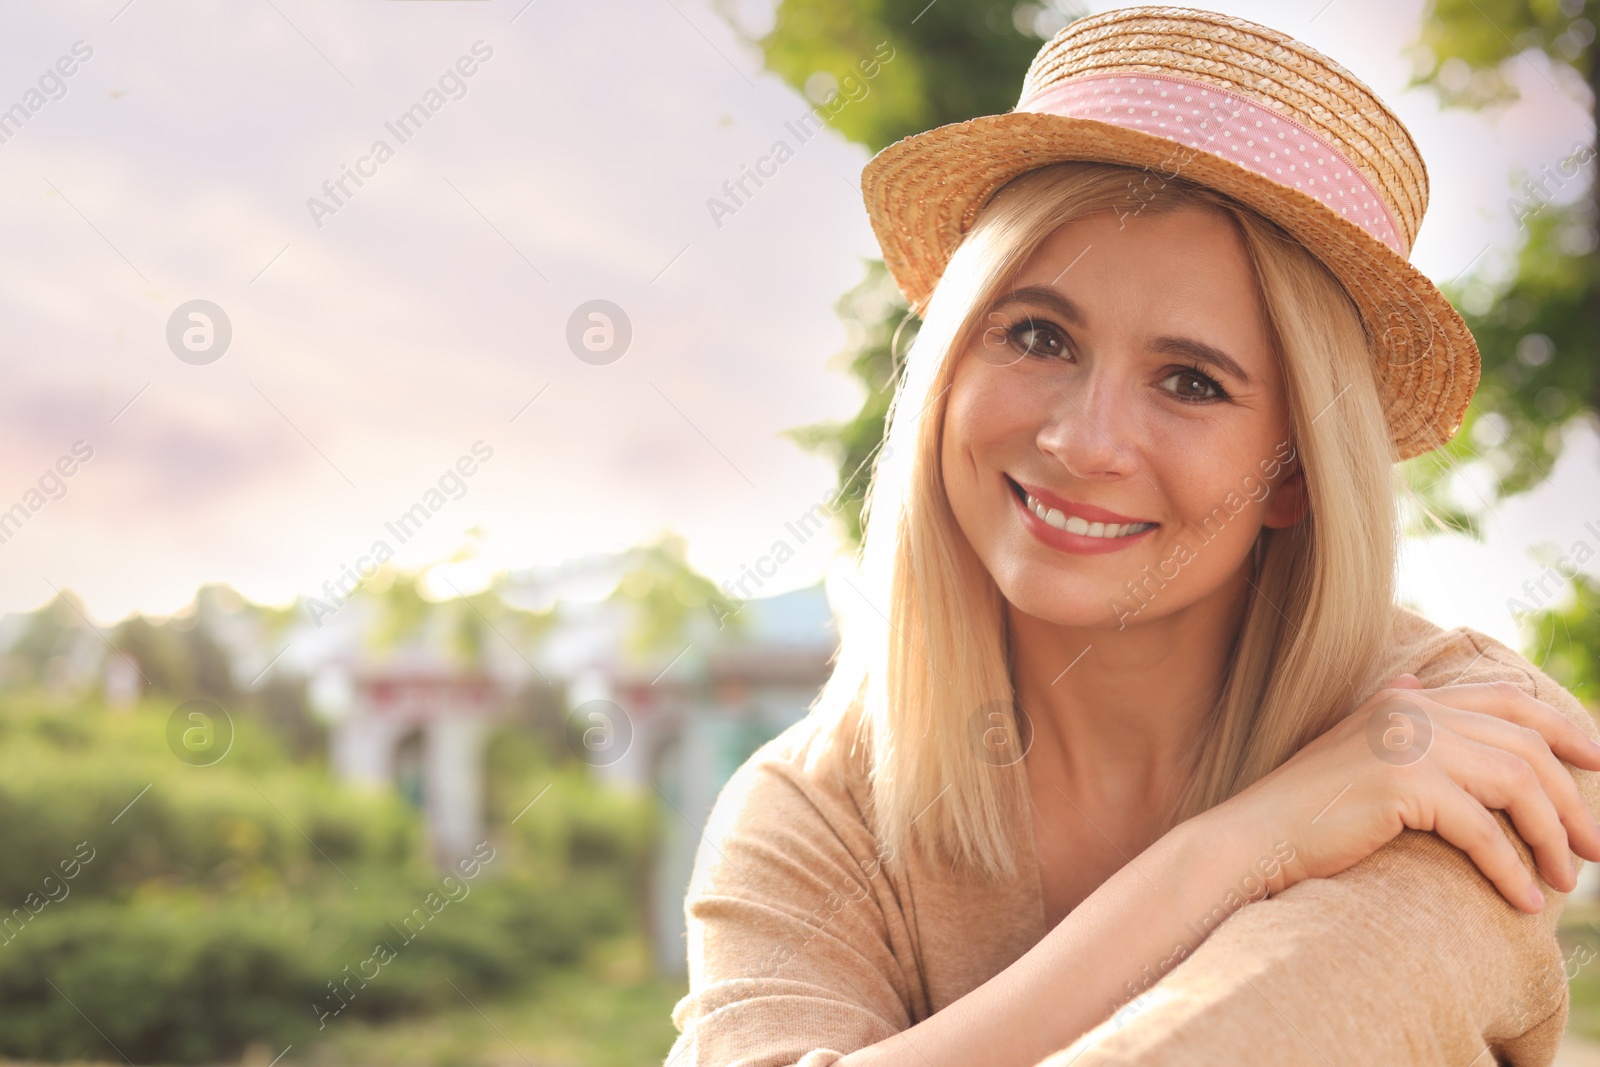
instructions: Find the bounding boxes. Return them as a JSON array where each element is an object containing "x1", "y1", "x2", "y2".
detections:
[{"x1": 667, "y1": 605, "x2": 1600, "y2": 1066}]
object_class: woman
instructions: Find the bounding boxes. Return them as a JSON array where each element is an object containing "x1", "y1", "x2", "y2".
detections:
[{"x1": 668, "y1": 8, "x2": 1600, "y2": 1066}]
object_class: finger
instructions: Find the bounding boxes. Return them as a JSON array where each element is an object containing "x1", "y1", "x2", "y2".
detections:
[
  {"x1": 1371, "y1": 673, "x2": 1422, "y2": 694},
  {"x1": 1428, "y1": 730, "x2": 1576, "y2": 893},
  {"x1": 1411, "y1": 680, "x2": 1600, "y2": 772},
  {"x1": 1410, "y1": 765, "x2": 1548, "y2": 913},
  {"x1": 1440, "y1": 704, "x2": 1600, "y2": 866}
]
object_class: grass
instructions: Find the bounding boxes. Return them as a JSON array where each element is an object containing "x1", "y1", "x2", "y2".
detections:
[
  {"x1": 1559, "y1": 899, "x2": 1600, "y2": 1039},
  {"x1": 305, "y1": 935, "x2": 687, "y2": 1067},
  {"x1": 11, "y1": 902, "x2": 1600, "y2": 1060},
  {"x1": 0, "y1": 935, "x2": 687, "y2": 1067}
]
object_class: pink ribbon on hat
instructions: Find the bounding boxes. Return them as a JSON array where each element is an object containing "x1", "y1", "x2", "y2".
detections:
[{"x1": 1017, "y1": 72, "x2": 1405, "y2": 256}]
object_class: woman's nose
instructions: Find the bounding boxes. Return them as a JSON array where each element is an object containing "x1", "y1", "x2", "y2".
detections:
[{"x1": 1033, "y1": 374, "x2": 1140, "y2": 480}]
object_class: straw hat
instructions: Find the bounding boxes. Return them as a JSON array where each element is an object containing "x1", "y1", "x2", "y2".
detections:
[{"x1": 860, "y1": 5, "x2": 1479, "y2": 461}]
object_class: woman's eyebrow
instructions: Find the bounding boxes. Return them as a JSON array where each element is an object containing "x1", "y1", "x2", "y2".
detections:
[
  {"x1": 1150, "y1": 335, "x2": 1255, "y2": 387},
  {"x1": 993, "y1": 285, "x2": 1085, "y2": 326}
]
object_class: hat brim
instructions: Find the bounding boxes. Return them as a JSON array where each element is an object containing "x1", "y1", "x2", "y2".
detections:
[{"x1": 860, "y1": 111, "x2": 1480, "y2": 462}]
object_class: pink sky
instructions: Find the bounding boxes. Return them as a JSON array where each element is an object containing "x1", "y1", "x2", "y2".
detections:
[{"x1": 0, "y1": 0, "x2": 1594, "y2": 656}]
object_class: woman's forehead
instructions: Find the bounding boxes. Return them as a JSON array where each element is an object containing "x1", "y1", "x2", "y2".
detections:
[
  {"x1": 1020, "y1": 204, "x2": 1252, "y2": 282},
  {"x1": 1000, "y1": 207, "x2": 1281, "y2": 379}
]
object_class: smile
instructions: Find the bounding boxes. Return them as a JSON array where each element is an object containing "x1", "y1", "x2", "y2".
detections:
[
  {"x1": 1008, "y1": 478, "x2": 1156, "y2": 538},
  {"x1": 1005, "y1": 476, "x2": 1160, "y2": 555},
  {"x1": 1021, "y1": 489, "x2": 1156, "y2": 538}
]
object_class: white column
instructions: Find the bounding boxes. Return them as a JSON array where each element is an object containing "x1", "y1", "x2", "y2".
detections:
[
  {"x1": 425, "y1": 714, "x2": 490, "y2": 863},
  {"x1": 331, "y1": 713, "x2": 405, "y2": 786}
]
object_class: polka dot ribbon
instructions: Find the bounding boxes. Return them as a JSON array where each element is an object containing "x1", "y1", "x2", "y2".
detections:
[{"x1": 1018, "y1": 72, "x2": 1405, "y2": 256}]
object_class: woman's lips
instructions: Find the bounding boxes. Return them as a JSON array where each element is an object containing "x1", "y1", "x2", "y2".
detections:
[
  {"x1": 1006, "y1": 476, "x2": 1159, "y2": 555},
  {"x1": 1009, "y1": 477, "x2": 1154, "y2": 526}
]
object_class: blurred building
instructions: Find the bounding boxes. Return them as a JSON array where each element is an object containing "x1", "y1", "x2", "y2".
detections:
[
  {"x1": 507, "y1": 560, "x2": 839, "y2": 974},
  {"x1": 12, "y1": 564, "x2": 1600, "y2": 961},
  {"x1": 0, "y1": 557, "x2": 843, "y2": 971},
  {"x1": 621, "y1": 589, "x2": 837, "y2": 976},
  {"x1": 281, "y1": 590, "x2": 544, "y2": 867},
  {"x1": 323, "y1": 664, "x2": 505, "y2": 865}
]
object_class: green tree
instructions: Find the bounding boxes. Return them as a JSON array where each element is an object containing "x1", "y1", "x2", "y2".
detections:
[
  {"x1": 365, "y1": 559, "x2": 556, "y2": 670},
  {"x1": 1413, "y1": 1, "x2": 1600, "y2": 690},
  {"x1": 6, "y1": 591, "x2": 92, "y2": 686},
  {"x1": 608, "y1": 533, "x2": 744, "y2": 659},
  {"x1": 1410, "y1": 0, "x2": 1598, "y2": 500},
  {"x1": 727, "y1": 0, "x2": 1074, "y2": 543},
  {"x1": 1528, "y1": 574, "x2": 1600, "y2": 700}
]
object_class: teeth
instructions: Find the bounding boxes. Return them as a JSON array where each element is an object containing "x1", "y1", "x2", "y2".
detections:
[{"x1": 1024, "y1": 491, "x2": 1154, "y2": 538}]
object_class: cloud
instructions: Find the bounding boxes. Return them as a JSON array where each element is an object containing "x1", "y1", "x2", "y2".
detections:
[
  {"x1": 0, "y1": 0, "x2": 868, "y2": 621},
  {"x1": 3, "y1": 0, "x2": 1590, "y2": 628}
]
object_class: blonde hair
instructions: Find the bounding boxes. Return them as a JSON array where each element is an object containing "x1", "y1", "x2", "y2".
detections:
[{"x1": 815, "y1": 161, "x2": 1402, "y2": 881}]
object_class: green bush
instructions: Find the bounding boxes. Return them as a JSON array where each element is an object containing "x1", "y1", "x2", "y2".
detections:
[
  {"x1": 0, "y1": 690, "x2": 655, "y2": 1064},
  {"x1": 0, "y1": 873, "x2": 632, "y2": 1062}
]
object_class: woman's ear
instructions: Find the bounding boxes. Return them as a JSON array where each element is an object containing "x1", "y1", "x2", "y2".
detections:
[{"x1": 1263, "y1": 461, "x2": 1308, "y2": 529}]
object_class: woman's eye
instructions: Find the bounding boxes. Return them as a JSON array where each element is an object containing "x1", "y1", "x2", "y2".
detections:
[
  {"x1": 1008, "y1": 319, "x2": 1066, "y2": 360},
  {"x1": 1161, "y1": 366, "x2": 1227, "y2": 402}
]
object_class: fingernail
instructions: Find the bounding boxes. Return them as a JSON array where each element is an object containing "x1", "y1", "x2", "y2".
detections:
[{"x1": 1531, "y1": 886, "x2": 1547, "y2": 909}]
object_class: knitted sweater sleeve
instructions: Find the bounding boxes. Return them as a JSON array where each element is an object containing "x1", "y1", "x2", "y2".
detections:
[{"x1": 1034, "y1": 625, "x2": 1600, "y2": 1067}]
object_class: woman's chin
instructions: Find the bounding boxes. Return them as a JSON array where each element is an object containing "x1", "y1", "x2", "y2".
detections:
[{"x1": 996, "y1": 575, "x2": 1133, "y2": 630}]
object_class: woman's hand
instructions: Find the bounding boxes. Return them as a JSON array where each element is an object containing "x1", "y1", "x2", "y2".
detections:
[{"x1": 1208, "y1": 674, "x2": 1600, "y2": 913}]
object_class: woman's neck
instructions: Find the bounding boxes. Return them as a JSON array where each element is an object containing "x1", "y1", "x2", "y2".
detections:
[{"x1": 1009, "y1": 572, "x2": 1251, "y2": 813}]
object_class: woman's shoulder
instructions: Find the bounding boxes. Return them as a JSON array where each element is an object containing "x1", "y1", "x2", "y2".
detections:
[
  {"x1": 692, "y1": 703, "x2": 881, "y2": 894},
  {"x1": 1383, "y1": 602, "x2": 1593, "y2": 723}
]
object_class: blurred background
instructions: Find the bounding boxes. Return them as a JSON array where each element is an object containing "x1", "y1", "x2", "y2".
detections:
[{"x1": 1, "y1": 0, "x2": 1599, "y2": 1063}]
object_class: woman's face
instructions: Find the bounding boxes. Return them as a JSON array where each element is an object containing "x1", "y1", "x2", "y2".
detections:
[{"x1": 940, "y1": 202, "x2": 1306, "y2": 630}]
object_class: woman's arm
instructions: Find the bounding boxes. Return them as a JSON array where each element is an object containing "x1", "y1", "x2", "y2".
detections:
[
  {"x1": 833, "y1": 808, "x2": 1282, "y2": 1067},
  {"x1": 1033, "y1": 629, "x2": 1600, "y2": 1067},
  {"x1": 668, "y1": 731, "x2": 1292, "y2": 1067},
  {"x1": 672, "y1": 628, "x2": 1597, "y2": 1066},
  {"x1": 666, "y1": 747, "x2": 910, "y2": 1067}
]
